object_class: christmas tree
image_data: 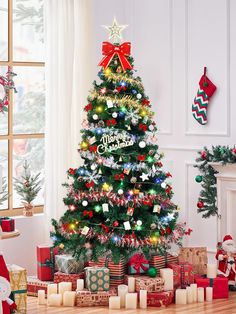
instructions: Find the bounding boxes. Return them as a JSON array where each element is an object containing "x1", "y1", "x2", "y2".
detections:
[{"x1": 51, "y1": 19, "x2": 187, "y2": 262}]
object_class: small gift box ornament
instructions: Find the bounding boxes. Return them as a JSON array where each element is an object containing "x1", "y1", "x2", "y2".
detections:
[
  {"x1": 0, "y1": 217, "x2": 15, "y2": 232},
  {"x1": 128, "y1": 253, "x2": 149, "y2": 275}
]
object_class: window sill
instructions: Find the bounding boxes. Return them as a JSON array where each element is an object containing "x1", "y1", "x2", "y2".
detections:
[{"x1": 0, "y1": 206, "x2": 44, "y2": 217}]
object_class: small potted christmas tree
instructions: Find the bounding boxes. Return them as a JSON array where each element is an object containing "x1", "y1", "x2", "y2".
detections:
[{"x1": 13, "y1": 161, "x2": 42, "y2": 217}]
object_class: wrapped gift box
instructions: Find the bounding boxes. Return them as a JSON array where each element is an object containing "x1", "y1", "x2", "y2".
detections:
[
  {"x1": 180, "y1": 263, "x2": 194, "y2": 288},
  {"x1": 76, "y1": 288, "x2": 117, "y2": 307},
  {"x1": 55, "y1": 254, "x2": 84, "y2": 274},
  {"x1": 7, "y1": 264, "x2": 27, "y2": 314},
  {"x1": 54, "y1": 271, "x2": 84, "y2": 291},
  {"x1": 147, "y1": 290, "x2": 174, "y2": 307},
  {"x1": 85, "y1": 267, "x2": 110, "y2": 292},
  {"x1": 195, "y1": 276, "x2": 228, "y2": 299},
  {"x1": 128, "y1": 253, "x2": 149, "y2": 275},
  {"x1": 167, "y1": 264, "x2": 181, "y2": 288},
  {"x1": 37, "y1": 245, "x2": 58, "y2": 281},
  {"x1": 0, "y1": 217, "x2": 15, "y2": 232},
  {"x1": 27, "y1": 276, "x2": 54, "y2": 297},
  {"x1": 149, "y1": 253, "x2": 178, "y2": 275},
  {"x1": 178, "y1": 247, "x2": 208, "y2": 275},
  {"x1": 124, "y1": 275, "x2": 164, "y2": 293}
]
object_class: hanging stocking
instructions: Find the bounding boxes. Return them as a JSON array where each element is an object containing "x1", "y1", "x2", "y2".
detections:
[{"x1": 192, "y1": 67, "x2": 217, "y2": 125}]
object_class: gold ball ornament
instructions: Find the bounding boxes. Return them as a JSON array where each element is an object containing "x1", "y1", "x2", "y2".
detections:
[
  {"x1": 80, "y1": 141, "x2": 89, "y2": 150},
  {"x1": 59, "y1": 243, "x2": 65, "y2": 249},
  {"x1": 104, "y1": 68, "x2": 112, "y2": 75},
  {"x1": 95, "y1": 105, "x2": 104, "y2": 113},
  {"x1": 133, "y1": 189, "x2": 140, "y2": 195},
  {"x1": 139, "y1": 108, "x2": 148, "y2": 117},
  {"x1": 102, "y1": 182, "x2": 111, "y2": 192}
]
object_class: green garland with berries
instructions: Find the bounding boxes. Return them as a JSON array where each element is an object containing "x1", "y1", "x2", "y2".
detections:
[{"x1": 195, "y1": 145, "x2": 236, "y2": 218}]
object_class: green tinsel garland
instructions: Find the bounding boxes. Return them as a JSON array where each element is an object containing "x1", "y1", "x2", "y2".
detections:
[{"x1": 195, "y1": 145, "x2": 236, "y2": 218}]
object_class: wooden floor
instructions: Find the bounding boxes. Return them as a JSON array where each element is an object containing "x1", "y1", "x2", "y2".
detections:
[{"x1": 27, "y1": 293, "x2": 236, "y2": 314}]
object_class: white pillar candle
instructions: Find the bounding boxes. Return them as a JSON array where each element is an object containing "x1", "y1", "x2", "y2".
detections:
[
  {"x1": 206, "y1": 287, "x2": 213, "y2": 301},
  {"x1": 109, "y1": 296, "x2": 121, "y2": 309},
  {"x1": 186, "y1": 287, "x2": 193, "y2": 304},
  {"x1": 197, "y1": 287, "x2": 204, "y2": 302},
  {"x1": 160, "y1": 268, "x2": 174, "y2": 291},
  {"x1": 118, "y1": 284, "x2": 128, "y2": 307},
  {"x1": 175, "y1": 289, "x2": 187, "y2": 305},
  {"x1": 58, "y1": 282, "x2": 72, "y2": 296},
  {"x1": 128, "y1": 277, "x2": 136, "y2": 293},
  {"x1": 76, "y1": 279, "x2": 84, "y2": 291},
  {"x1": 190, "y1": 283, "x2": 197, "y2": 302},
  {"x1": 125, "y1": 293, "x2": 137, "y2": 309},
  {"x1": 48, "y1": 294, "x2": 62, "y2": 306},
  {"x1": 38, "y1": 290, "x2": 46, "y2": 305},
  {"x1": 207, "y1": 264, "x2": 217, "y2": 279},
  {"x1": 47, "y1": 284, "x2": 58, "y2": 297},
  {"x1": 139, "y1": 290, "x2": 147, "y2": 309},
  {"x1": 63, "y1": 291, "x2": 76, "y2": 307}
]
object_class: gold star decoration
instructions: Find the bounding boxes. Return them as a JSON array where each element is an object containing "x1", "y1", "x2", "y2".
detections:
[{"x1": 103, "y1": 17, "x2": 128, "y2": 43}]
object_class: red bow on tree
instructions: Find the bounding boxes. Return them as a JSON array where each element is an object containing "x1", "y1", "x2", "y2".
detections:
[
  {"x1": 98, "y1": 42, "x2": 133, "y2": 72},
  {"x1": 185, "y1": 228, "x2": 193, "y2": 235},
  {"x1": 85, "y1": 103, "x2": 92, "y2": 112},
  {"x1": 85, "y1": 181, "x2": 94, "y2": 189},
  {"x1": 68, "y1": 168, "x2": 76, "y2": 175},
  {"x1": 106, "y1": 119, "x2": 117, "y2": 127},
  {"x1": 139, "y1": 123, "x2": 147, "y2": 132},
  {"x1": 142, "y1": 99, "x2": 150, "y2": 106},
  {"x1": 83, "y1": 210, "x2": 93, "y2": 218},
  {"x1": 101, "y1": 223, "x2": 109, "y2": 233},
  {"x1": 89, "y1": 145, "x2": 97, "y2": 153},
  {"x1": 114, "y1": 173, "x2": 125, "y2": 181},
  {"x1": 143, "y1": 200, "x2": 152, "y2": 206},
  {"x1": 138, "y1": 154, "x2": 146, "y2": 161}
]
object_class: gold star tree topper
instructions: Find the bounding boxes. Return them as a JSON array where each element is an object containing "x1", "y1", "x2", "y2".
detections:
[{"x1": 103, "y1": 17, "x2": 128, "y2": 43}]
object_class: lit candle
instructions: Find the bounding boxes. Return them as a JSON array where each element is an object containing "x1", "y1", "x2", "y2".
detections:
[
  {"x1": 207, "y1": 264, "x2": 217, "y2": 279},
  {"x1": 58, "y1": 282, "x2": 72, "y2": 296},
  {"x1": 186, "y1": 287, "x2": 193, "y2": 304},
  {"x1": 206, "y1": 287, "x2": 213, "y2": 301},
  {"x1": 175, "y1": 289, "x2": 187, "y2": 305},
  {"x1": 197, "y1": 287, "x2": 204, "y2": 302},
  {"x1": 160, "y1": 268, "x2": 174, "y2": 291},
  {"x1": 109, "y1": 296, "x2": 121, "y2": 309},
  {"x1": 47, "y1": 284, "x2": 58, "y2": 297},
  {"x1": 139, "y1": 290, "x2": 147, "y2": 309},
  {"x1": 125, "y1": 293, "x2": 137, "y2": 309},
  {"x1": 118, "y1": 284, "x2": 128, "y2": 307},
  {"x1": 63, "y1": 291, "x2": 76, "y2": 307},
  {"x1": 48, "y1": 294, "x2": 62, "y2": 306},
  {"x1": 128, "y1": 277, "x2": 135, "y2": 293},
  {"x1": 38, "y1": 290, "x2": 46, "y2": 305},
  {"x1": 76, "y1": 279, "x2": 84, "y2": 291},
  {"x1": 190, "y1": 283, "x2": 197, "y2": 302}
]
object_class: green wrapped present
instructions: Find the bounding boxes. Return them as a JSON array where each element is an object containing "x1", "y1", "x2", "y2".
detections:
[
  {"x1": 85, "y1": 267, "x2": 110, "y2": 292},
  {"x1": 55, "y1": 254, "x2": 84, "y2": 274}
]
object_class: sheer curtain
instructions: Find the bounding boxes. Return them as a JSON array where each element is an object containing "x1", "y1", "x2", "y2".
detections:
[{"x1": 45, "y1": 0, "x2": 93, "y2": 226}]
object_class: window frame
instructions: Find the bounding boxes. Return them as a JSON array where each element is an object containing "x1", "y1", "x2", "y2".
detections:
[{"x1": 0, "y1": 0, "x2": 45, "y2": 216}]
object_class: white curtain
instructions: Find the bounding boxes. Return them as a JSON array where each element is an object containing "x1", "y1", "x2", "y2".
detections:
[{"x1": 45, "y1": 0, "x2": 93, "y2": 226}]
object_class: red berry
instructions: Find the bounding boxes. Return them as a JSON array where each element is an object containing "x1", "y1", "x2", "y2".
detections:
[
  {"x1": 197, "y1": 201, "x2": 204, "y2": 209},
  {"x1": 201, "y1": 151, "x2": 207, "y2": 159},
  {"x1": 113, "y1": 221, "x2": 119, "y2": 227}
]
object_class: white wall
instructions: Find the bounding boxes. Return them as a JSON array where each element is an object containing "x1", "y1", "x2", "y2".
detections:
[{"x1": 91, "y1": 0, "x2": 236, "y2": 260}]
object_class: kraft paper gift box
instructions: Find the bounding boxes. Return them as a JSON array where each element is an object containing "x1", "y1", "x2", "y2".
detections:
[
  {"x1": 76, "y1": 288, "x2": 117, "y2": 307},
  {"x1": 124, "y1": 275, "x2": 164, "y2": 293},
  {"x1": 85, "y1": 267, "x2": 110, "y2": 292},
  {"x1": 147, "y1": 290, "x2": 174, "y2": 307},
  {"x1": 37, "y1": 245, "x2": 58, "y2": 281},
  {"x1": 195, "y1": 276, "x2": 228, "y2": 299},
  {"x1": 27, "y1": 276, "x2": 54, "y2": 297},
  {"x1": 178, "y1": 247, "x2": 208, "y2": 275},
  {"x1": 54, "y1": 271, "x2": 84, "y2": 291},
  {"x1": 0, "y1": 217, "x2": 15, "y2": 232},
  {"x1": 55, "y1": 254, "x2": 84, "y2": 274},
  {"x1": 8, "y1": 264, "x2": 27, "y2": 314},
  {"x1": 167, "y1": 264, "x2": 181, "y2": 288},
  {"x1": 179, "y1": 263, "x2": 195, "y2": 288}
]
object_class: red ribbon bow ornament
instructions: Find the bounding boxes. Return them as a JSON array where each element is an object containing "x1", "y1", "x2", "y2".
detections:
[
  {"x1": 98, "y1": 42, "x2": 133, "y2": 72},
  {"x1": 139, "y1": 123, "x2": 147, "y2": 132},
  {"x1": 83, "y1": 210, "x2": 93, "y2": 218},
  {"x1": 129, "y1": 253, "x2": 149, "y2": 274}
]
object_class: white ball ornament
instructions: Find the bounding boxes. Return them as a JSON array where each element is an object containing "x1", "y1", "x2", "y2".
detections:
[
  {"x1": 82, "y1": 200, "x2": 88, "y2": 207},
  {"x1": 137, "y1": 220, "x2": 142, "y2": 226},
  {"x1": 139, "y1": 141, "x2": 146, "y2": 148},
  {"x1": 93, "y1": 114, "x2": 98, "y2": 120},
  {"x1": 161, "y1": 182, "x2": 167, "y2": 189},
  {"x1": 91, "y1": 164, "x2": 97, "y2": 170},
  {"x1": 118, "y1": 189, "x2": 124, "y2": 195},
  {"x1": 136, "y1": 93, "x2": 142, "y2": 99},
  {"x1": 112, "y1": 112, "x2": 118, "y2": 118}
]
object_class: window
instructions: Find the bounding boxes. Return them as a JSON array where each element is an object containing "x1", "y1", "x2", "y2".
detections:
[{"x1": 0, "y1": 0, "x2": 45, "y2": 216}]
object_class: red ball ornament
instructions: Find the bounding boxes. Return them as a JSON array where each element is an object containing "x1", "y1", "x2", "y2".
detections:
[
  {"x1": 165, "y1": 227, "x2": 171, "y2": 234},
  {"x1": 201, "y1": 151, "x2": 207, "y2": 159},
  {"x1": 113, "y1": 221, "x2": 119, "y2": 227},
  {"x1": 197, "y1": 201, "x2": 204, "y2": 208},
  {"x1": 232, "y1": 148, "x2": 236, "y2": 155}
]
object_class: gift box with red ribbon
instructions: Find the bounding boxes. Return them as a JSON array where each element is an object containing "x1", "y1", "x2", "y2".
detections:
[
  {"x1": 54, "y1": 271, "x2": 84, "y2": 291},
  {"x1": 195, "y1": 276, "x2": 228, "y2": 299},
  {"x1": 147, "y1": 290, "x2": 174, "y2": 307},
  {"x1": 179, "y1": 262, "x2": 195, "y2": 288},
  {"x1": 128, "y1": 253, "x2": 149, "y2": 275},
  {"x1": 37, "y1": 245, "x2": 58, "y2": 281},
  {"x1": 0, "y1": 217, "x2": 15, "y2": 232},
  {"x1": 27, "y1": 276, "x2": 54, "y2": 297},
  {"x1": 167, "y1": 264, "x2": 181, "y2": 288}
]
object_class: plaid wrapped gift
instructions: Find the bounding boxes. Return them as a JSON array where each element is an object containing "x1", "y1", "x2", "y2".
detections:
[
  {"x1": 195, "y1": 276, "x2": 228, "y2": 299},
  {"x1": 179, "y1": 263, "x2": 194, "y2": 288},
  {"x1": 149, "y1": 253, "x2": 178, "y2": 275},
  {"x1": 7, "y1": 264, "x2": 27, "y2": 314},
  {"x1": 178, "y1": 247, "x2": 207, "y2": 275},
  {"x1": 0, "y1": 217, "x2": 15, "y2": 232},
  {"x1": 54, "y1": 271, "x2": 84, "y2": 291},
  {"x1": 128, "y1": 253, "x2": 149, "y2": 275},
  {"x1": 124, "y1": 275, "x2": 164, "y2": 292},
  {"x1": 167, "y1": 264, "x2": 181, "y2": 288},
  {"x1": 85, "y1": 267, "x2": 110, "y2": 292},
  {"x1": 76, "y1": 288, "x2": 117, "y2": 307},
  {"x1": 55, "y1": 254, "x2": 84, "y2": 274},
  {"x1": 27, "y1": 276, "x2": 54, "y2": 297},
  {"x1": 147, "y1": 290, "x2": 174, "y2": 307},
  {"x1": 37, "y1": 245, "x2": 58, "y2": 281}
]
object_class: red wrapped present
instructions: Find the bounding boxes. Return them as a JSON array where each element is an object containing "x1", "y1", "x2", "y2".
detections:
[
  {"x1": 147, "y1": 290, "x2": 174, "y2": 307},
  {"x1": 37, "y1": 245, "x2": 58, "y2": 281},
  {"x1": 167, "y1": 264, "x2": 181, "y2": 288},
  {"x1": 0, "y1": 217, "x2": 15, "y2": 232},
  {"x1": 76, "y1": 288, "x2": 117, "y2": 307},
  {"x1": 128, "y1": 253, "x2": 149, "y2": 275},
  {"x1": 179, "y1": 262, "x2": 194, "y2": 288},
  {"x1": 54, "y1": 271, "x2": 84, "y2": 291},
  {"x1": 195, "y1": 276, "x2": 228, "y2": 299},
  {"x1": 27, "y1": 276, "x2": 53, "y2": 297}
]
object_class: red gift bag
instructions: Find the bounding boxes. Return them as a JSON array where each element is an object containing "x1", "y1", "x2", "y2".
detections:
[
  {"x1": 195, "y1": 276, "x2": 228, "y2": 299},
  {"x1": 37, "y1": 245, "x2": 58, "y2": 281}
]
